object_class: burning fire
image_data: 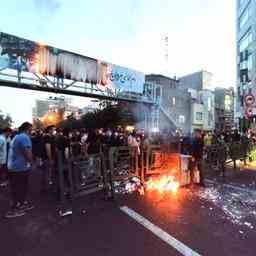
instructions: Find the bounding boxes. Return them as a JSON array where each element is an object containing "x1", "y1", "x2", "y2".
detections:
[{"x1": 146, "y1": 175, "x2": 179, "y2": 194}]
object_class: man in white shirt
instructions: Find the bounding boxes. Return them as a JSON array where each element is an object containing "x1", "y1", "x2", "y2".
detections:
[
  {"x1": 128, "y1": 132, "x2": 140, "y2": 155},
  {"x1": 0, "y1": 127, "x2": 12, "y2": 187}
]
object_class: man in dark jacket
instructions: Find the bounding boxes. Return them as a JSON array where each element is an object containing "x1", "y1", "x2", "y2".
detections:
[
  {"x1": 231, "y1": 129, "x2": 241, "y2": 142},
  {"x1": 190, "y1": 129, "x2": 205, "y2": 187}
]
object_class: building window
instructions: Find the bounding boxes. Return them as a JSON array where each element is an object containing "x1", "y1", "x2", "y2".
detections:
[
  {"x1": 239, "y1": 4, "x2": 251, "y2": 30},
  {"x1": 208, "y1": 112, "x2": 212, "y2": 126},
  {"x1": 239, "y1": 30, "x2": 253, "y2": 53},
  {"x1": 196, "y1": 112, "x2": 203, "y2": 121},
  {"x1": 207, "y1": 97, "x2": 211, "y2": 111},
  {"x1": 225, "y1": 95, "x2": 232, "y2": 111},
  {"x1": 248, "y1": 54, "x2": 253, "y2": 71},
  {"x1": 240, "y1": 52, "x2": 253, "y2": 74},
  {"x1": 239, "y1": 0, "x2": 248, "y2": 8},
  {"x1": 179, "y1": 115, "x2": 185, "y2": 124},
  {"x1": 172, "y1": 97, "x2": 176, "y2": 105}
]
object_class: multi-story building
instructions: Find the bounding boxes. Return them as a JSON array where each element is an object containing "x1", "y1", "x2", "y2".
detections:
[
  {"x1": 145, "y1": 74, "x2": 189, "y2": 133},
  {"x1": 179, "y1": 70, "x2": 213, "y2": 91},
  {"x1": 145, "y1": 73, "x2": 215, "y2": 134},
  {"x1": 32, "y1": 100, "x2": 49, "y2": 119},
  {"x1": 236, "y1": 0, "x2": 256, "y2": 122},
  {"x1": 146, "y1": 74, "x2": 178, "y2": 89},
  {"x1": 32, "y1": 96, "x2": 70, "y2": 119},
  {"x1": 179, "y1": 71, "x2": 215, "y2": 132},
  {"x1": 214, "y1": 87, "x2": 235, "y2": 132},
  {"x1": 189, "y1": 89, "x2": 215, "y2": 132},
  {"x1": 200, "y1": 90, "x2": 215, "y2": 131},
  {"x1": 159, "y1": 86, "x2": 191, "y2": 134},
  {"x1": 81, "y1": 105, "x2": 98, "y2": 115}
]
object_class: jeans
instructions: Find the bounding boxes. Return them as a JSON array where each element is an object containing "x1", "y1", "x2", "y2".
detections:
[
  {"x1": 38, "y1": 159, "x2": 55, "y2": 190},
  {"x1": 190, "y1": 159, "x2": 204, "y2": 184},
  {"x1": 9, "y1": 171, "x2": 30, "y2": 207},
  {"x1": 0, "y1": 164, "x2": 8, "y2": 183}
]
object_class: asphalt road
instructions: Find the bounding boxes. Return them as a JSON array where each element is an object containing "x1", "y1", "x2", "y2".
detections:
[{"x1": 1, "y1": 172, "x2": 256, "y2": 256}]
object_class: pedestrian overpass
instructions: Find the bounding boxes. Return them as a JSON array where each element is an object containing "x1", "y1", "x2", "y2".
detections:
[{"x1": 0, "y1": 32, "x2": 166, "y2": 130}]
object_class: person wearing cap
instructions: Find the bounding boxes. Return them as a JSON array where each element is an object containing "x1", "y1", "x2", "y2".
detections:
[
  {"x1": 5, "y1": 122, "x2": 34, "y2": 218},
  {"x1": 0, "y1": 127, "x2": 12, "y2": 187}
]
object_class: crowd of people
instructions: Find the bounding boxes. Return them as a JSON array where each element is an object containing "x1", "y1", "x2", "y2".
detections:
[
  {"x1": 0, "y1": 121, "x2": 251, "y2": 219},
  {"x1": 0, "y1": 123, "x2": 157, "y2": 218}
]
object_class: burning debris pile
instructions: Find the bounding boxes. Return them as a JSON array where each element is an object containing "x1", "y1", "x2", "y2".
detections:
[
  {"x1": 145, "y1": 175, "x2": 180, "y2": 194},
  {"x1": 112, "y1": 163, "x2": 142, "y2": 194},
  {"x1": 112, "y1": 152, "x2": 187, "y2": 195},
  {"x1": 113, "y1": 176, "x2": 141, "y2": 194},
  {"x1": 113, "y1": 174, "x2": 180, "y2": 195}
]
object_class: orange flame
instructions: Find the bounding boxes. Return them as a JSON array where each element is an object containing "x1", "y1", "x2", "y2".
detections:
[{"x1": 146, "y1": 175, "x2": 179, "y2": 194}]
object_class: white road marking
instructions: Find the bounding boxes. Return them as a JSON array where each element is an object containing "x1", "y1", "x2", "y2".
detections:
[{"x1": 120, "y1": 206, "x2": 202, "y2": 256}]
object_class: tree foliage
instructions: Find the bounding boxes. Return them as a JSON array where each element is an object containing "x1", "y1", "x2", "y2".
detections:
[
  {"x1": 0, "y1": 111, "x2": 12, "y2": 128},
  {"x1": 58, "y1": 102, "x2": 145, "y2": 130},
  {"x1": 32, "y1": 118, "x2": 44, "y2": 130}
]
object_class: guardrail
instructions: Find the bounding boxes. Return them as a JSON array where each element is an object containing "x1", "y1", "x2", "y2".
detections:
[
  {"x1": 56, "y1": 145, "x2": 184, "y2": 210},
  {"x1": 56, "y1": 150, "x2": 114, "y2": 213},
  {"x1": 205, "y1": 140, "x2": 251, "y2": 171}
]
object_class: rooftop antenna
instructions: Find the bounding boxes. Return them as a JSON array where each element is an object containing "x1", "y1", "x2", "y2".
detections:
[{"x1": 163, "y1": 34, "x2": 169, "y2": 75}]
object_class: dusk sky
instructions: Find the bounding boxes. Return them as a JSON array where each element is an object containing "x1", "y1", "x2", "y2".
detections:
[{"x1": 0, "y1": 0, "x2": 236, "y2": 126}]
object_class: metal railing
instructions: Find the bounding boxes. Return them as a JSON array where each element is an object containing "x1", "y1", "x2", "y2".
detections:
[
  {"x1": 56, "y1": 150, "x2": 114, "y2": 212},
  {"x1": 55, "y1": 144, "x2": 187, "y2": 212},
  {"x1": 205, "y1": 140, "x2": 251, "y2": 171}
]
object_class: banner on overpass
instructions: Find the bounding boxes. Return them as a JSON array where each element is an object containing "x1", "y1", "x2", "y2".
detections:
[
  {"x1": 97, "y1": 61, "x2": 144, "y2": 93},
  {"x1": 0, "y1": 32, "x2": 144, "y2": 93}
]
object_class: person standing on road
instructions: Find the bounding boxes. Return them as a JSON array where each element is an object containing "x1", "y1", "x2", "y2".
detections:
[
  {"x1": 43, "y1": 125, "x2": 56, "y2": 186},
  {"x1": 32, "y1": 129, "x2": 49, "y2": 193},
  {"x1": 5, "y1": 122, "x2": 33, "y2": 218},
  {"x1": 181, "y1": 134, "x2": 191, "y2": 155},
  {"x1": 231, "y1": 129, "x2": 241, "y2": 143},
  {"x1": 0, "y1": 127, "x2": 12, "y2": 187},
  {"x1": 80, "y1": 129, "x2": 88, "y2": 156},
  {"x1": 204, "y1": 132, "x2": 213, "y2": 147},
  {"x1": 70, "y1": 130, "x2": 82, "y2": 158},
  {"x1": 55, "y1": 128, "x2": 71, "y2": 198},
  {"x1": 190, "y1": 129, "x2": 205, "y2": 187}
]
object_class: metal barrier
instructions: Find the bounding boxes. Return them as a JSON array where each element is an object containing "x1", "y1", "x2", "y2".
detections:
[
  {"x1": 108, "y1": 144, "x2": 184, "y2": 186},
  {"x1": 249, "y1": 145, "x2": 256, "y2": 161},
  {"x1": 57, "y1": 150, "x2": 114, "y2": 213},
  {"x1": 206, "y1": 141, "x2": 251, "y2": 171},
  {"x1": 205, "y1": 144, "x2": 228, "y2": 174},
  {"x1": 107, "y1": 146, "x2": 141, "y2": 198},
  {"x1": 109, "y1": 146, "x2": 139, "y2": 177},
  {"x1": 143, "y1": 145, "x2": 162, "y2": 176},
  {"x1": 72, "y1": 153, "x2": 107, "y2": 195},
  {"x1": 229, "y1": 142, "x2": 243, "y2": 169},
  {"x1": 54, "y1": 141, "x2": 256, "y2": 212},
  {"x1": 56, "y1": 144, "x2": 191, "y2": 205}
]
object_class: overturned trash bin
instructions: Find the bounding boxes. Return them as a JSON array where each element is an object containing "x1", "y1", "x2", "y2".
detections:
[{"x1": 143, "y1": 148, "x2": 197, "y2": 193}]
